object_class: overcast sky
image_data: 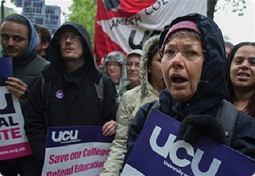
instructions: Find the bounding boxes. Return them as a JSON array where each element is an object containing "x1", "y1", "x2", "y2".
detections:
[
  {"x1": 214, "y1": 0, "x2": 255, "y2": 45},
  {"x1": 3, "y1": 0, "x2": 255, "y2": 45}
]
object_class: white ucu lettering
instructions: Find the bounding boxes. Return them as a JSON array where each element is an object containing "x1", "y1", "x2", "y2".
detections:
[
  {"x1": 149, "y1": 126, "x2": 221, "y2": 175},
  {"x1": 51, "y1": 130, "x2": 78, "y2": 142}
]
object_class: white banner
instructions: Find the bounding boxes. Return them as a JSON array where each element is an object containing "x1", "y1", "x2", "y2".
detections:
[
  {"x1": 0, "y1": 87, "x2": 32, "y2": 160},
  {"x1": 94, "y1": 0, "x2": 207, "y2": 65}
]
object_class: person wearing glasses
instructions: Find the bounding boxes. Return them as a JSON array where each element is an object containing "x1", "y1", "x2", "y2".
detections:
[
  {"x1": 104, "y1": 51, "x2": 125, "y2": 102},
  {"x1": 119, "y1": 49, "x2": 143, "y2": 100},
  {"x1": 24, "y1": 22, "x2": 118, "y2": 174},
  {"x1": 124, "y1": 13, "x2": 255, "y2": 165}
]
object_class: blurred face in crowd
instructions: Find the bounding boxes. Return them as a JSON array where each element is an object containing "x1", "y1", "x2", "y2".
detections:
[
  {"x1": 148, "y1": 51, "x2": 163, "y2": 92},
  {"x1": 161, "y1": 31, "x2": 205, "y2": 102},
  {"x1": 230, "y1": 45, "x2": 255, "y2": 92},
  {"x1": 58, "y1": 26, "x2": 84, "y2": 64},
  {"x1": 106, "y1": 61, "x2": 122, "y2": 82},
  {"x1": 35, "y1": 32, "x2": 49, "y2": 56},
  {"x1": 126, "y1": 54, "x2": 141, "y2": 85},
  {"x1": 0, "y1": 21, "x2": 29, "y2": 59}
]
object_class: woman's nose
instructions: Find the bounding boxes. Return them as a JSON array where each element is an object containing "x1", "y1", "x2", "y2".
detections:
[
  {"x1": 170, "y1": 52, "x2": 184, "y2": 68},
  {"x1": 240, "y1": 60, "x2": 249, "y2": 70}
]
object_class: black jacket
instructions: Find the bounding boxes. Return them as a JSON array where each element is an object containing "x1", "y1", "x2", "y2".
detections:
[
  {"x1": 124, "y1": 13, "x2": 255, "y2": 163},
  {"x1": 24, "y1": 22, "x2": 117, "y2": 163},
  {"x1": 12, "y1": 51, "x2": 49, "y2": 88}
]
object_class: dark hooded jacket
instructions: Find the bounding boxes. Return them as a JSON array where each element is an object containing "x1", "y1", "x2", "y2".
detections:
[
  {"x1": 124, "y1": 13, "x2": 255, "y2": 163},
  {"x1": 24, "y1": 22, "x2": 117, "y2": 163}
]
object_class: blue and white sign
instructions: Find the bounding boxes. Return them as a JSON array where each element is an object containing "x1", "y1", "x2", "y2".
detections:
[
  {"x1": 44, "y1": 5, "x2": 61, "y2": 35},
  {"x1": 122, "y1": 109, "x2": 255, "y2": 176},
  {"x1": 22, "y1": 0, "x2": 46, "y2": 25},
  {"x1": 42, "y1": 126, "x2": 114, "y2": 176}
]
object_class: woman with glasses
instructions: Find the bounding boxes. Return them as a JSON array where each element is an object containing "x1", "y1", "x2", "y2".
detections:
[
  {"x1": 118, "y1": 49, "x2": 143, "y2": 100},
  {"x1": 104, "y1": 51, "x2": 125, "y2": 101},
  {"x1": 124, "y1": 13, "x2": 255, "y2": 166}
]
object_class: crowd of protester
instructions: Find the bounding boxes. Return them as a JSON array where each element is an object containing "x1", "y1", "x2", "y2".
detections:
[{"x1": 0, "y1": 12, "x2": 255, "y2": 176}]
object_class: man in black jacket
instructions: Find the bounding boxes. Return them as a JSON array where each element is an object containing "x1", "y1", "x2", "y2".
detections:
[
  {"x1": 0, "y1": 14, "x2": 50, "y2": 176},
  {"x1": 24, "y1": 22, "x2": 117, "y2": 174}
]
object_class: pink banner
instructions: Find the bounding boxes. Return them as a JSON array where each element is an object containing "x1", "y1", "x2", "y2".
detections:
[{"x1": 0, "y1": 142, "x2": 32, "y2": 160}]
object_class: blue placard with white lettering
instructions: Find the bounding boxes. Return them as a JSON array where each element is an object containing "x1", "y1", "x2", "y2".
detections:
[
  {"x1": 121, "y1": 109, "x2": 255, "y2": 176},
  {"x1": 42, "y1": 126, "x2": 114, "y2": 175},
  {"x1": 46, "y1": 126, "x2": 114, "y2": 148}
]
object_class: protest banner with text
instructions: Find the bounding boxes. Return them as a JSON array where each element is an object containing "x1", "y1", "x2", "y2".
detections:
[
  {"x1": 94, "y1": 0, "x2": 207, "y2": 65},
  {"x1": 121, "y1": 109, "x2": 255, "y2": 175},
  {"x1": 0, "y1": 57, "x2": 32, "y2": 161},
  {"x1": 22, "y1": 0, "x2": 46, "y2": 25},
  {"x1": 42, "y1": 126, "x2": 114, "y2": 176},
  {"x1": 44, "y1": 5, "x2": 61, "y2": 35}
]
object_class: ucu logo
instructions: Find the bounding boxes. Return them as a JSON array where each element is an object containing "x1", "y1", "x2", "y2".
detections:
[
  {"x1": 0, "y1": 91, "x2": 15, "y2": 115},
  {"x1": 149, "y1": 126, "x2": 221, "y2": 175},
  {"x1": 51, "y1": 130, "x2": 78, "y2": 142}
]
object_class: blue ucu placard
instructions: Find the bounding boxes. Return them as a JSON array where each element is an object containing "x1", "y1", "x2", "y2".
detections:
[
  {"x1": 0, "y1": 57, "x2": 12, "y2": 86},
  {"x1": 0, "y1": 57, "x2": 14, "y2": 115},
  {"x1": 122, "y1": 109, "x2": 255, "y2": 176}
]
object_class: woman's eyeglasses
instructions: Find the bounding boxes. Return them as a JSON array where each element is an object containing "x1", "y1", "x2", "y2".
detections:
[
  {"x1": 160, "y1": 49, "x2": 206, "y2": 61},
  {"x1": 106, "y1": 62, "x2": 121, "y2": 67}
]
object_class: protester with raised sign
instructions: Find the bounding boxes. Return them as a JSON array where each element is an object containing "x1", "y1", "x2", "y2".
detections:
[
  {"x1": 226, "y1": 42, "x2": 255, "y2": 118},
  {"x1": 101, "y1": 35, "x2": 164, "y2": 175},
  {"x1": 34, "y1": 24, "x2": 52, "y2": 61},
  {"x1": 24, "y1": 21, "x2": 117, "y2": 174},
  {"x1": 124, "y1": 13, "x2": 255, "y2": 166},
  {"x1": 0, "y1": 14, "x2": 49, "y2": 176}
]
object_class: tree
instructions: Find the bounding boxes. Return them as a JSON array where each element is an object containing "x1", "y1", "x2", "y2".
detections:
[
  {"x1": 1, "y1": 3, "x2": 18, "y2": 20},
  {"x1": 67, "y1": 0, "x2": 97, "y2": 47},
  {"x1": 208, "y1": 0, "x2": 246, "y2": 19}
]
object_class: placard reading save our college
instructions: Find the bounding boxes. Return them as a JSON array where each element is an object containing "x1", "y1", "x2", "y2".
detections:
[
  {"x1": 121, "y1": 109, "x2": 255, "y2": 176},
  {"x1": 42, "y1": 126, "x2": 114, "y2": 176}
]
